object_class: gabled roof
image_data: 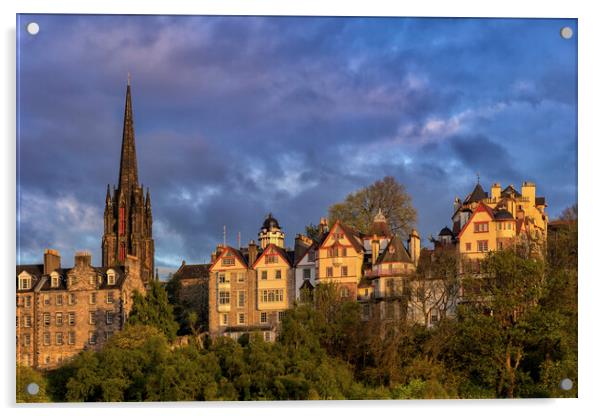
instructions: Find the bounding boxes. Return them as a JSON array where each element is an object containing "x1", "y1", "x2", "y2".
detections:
[
  {"x1": 376, "y1": 235, "x2": 413, "y2": 265},
  {"x1": 294, "y1": 242, "x2": 317, "y2": 267},
  {"x1": 464, "y1": 183, "x2": 488, "y2": 204},
  {"x1": 325, "y1": 221, "x2": 365, "y2": 253},
  {"x1": 252, "y1": 244, "x2": 292, "y2": 268},
  {"x1": 502, "y1": 185, "x2": 521, "y2": 198},
  {"x1": 299, "y1": 280, "x2": 315, "y2": 290},
  {"x1": 457, "y1": 202, "x2": 496, "y2": 239},
  {"x1": 209, "y1": 246, "x2": 249, "y2": 271}
]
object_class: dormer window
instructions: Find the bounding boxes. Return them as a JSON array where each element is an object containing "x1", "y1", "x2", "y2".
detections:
[
  {"x1": 18, "y1": 273, "x2": 32, "y2": 290},
  {"x1": 89, "y1": 275, "x2": 96, "y2": 285},
  {"x1": 107, "y1": 269, "x2": 116, "y2": 285},
  {"x1": 50, "y1": 272, "x2": 60, "y2": 288}
]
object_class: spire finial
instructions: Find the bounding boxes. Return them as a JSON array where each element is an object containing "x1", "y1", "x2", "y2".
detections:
[
  {"x1": 477, "y1": 172, "x2": 480, "y2": 184},
  {"x1": 127, "y1": 72, "x2": 131, "y2": 86}
]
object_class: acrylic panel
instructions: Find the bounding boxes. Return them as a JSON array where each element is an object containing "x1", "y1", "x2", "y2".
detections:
[{"x1": 16, "y1": 14, "x2": 577, "y2": 402}]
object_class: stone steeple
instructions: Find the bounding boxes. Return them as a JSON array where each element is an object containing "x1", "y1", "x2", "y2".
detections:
[
  {"x1": 118, "y1": 79, "x2": 138, "y2": 191},
  {"x1": 102, "y1": 78, "x2": 154, "y2": 282}
]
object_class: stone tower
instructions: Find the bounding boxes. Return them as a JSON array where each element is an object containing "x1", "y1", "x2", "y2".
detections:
[{"x1": 102, "y1": 78, "x2": 154, "y2": 282}]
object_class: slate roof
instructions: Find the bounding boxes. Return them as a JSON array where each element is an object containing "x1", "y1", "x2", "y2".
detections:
[
  {"x1": 438, "y1": 227, "x2": 454, "y2": 237},
  {"x1": 501, "y1": 185, "x2": 522, "y2": 198},
  {"x1": 464, "y1": 183, "x2": 488, "y2": 204},
  {"x1": 494, "y1": 209, "x2": 514, "y2": 220},
  {"x1": 337, "y1": 222, "x2": 365, "y2": 252},
  {"x1": 17, "y1": 264, "x2": 127, "y2": 291},
  {"x1": 174, "y1": 263, "x2": 211, "y2": 280},
  {"x1": 375, "y1": 235, "x2": 413, "y2": 264},
  {"x1": 535, "y1": 196, "x2": 546, "y2": 206}
]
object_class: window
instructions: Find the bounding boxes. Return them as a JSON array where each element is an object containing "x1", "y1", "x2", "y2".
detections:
[
  {"x1": 19, "y1": 275, "x2": 32, "y2": 290},
  {"x1": 221, "y1": 314, "x2": 228, "y2": 326},
  {"x1": 23, "y1": 315, "x2": 31, "y2": 328},
  {"x1": 308, "y1": 250, "x2": 315, "y2": 262},
  {"x1": 88, "y1": 332, "x2": 97, "y2": 345},
  {"x1": 238, "y1": 313, "x2": 246, "y2": 325},
  {"x1": 23, "y1": 333, "x2": 30, "y2": 346},
  {"x1": 106, "y1": 292, "x2": 114, "y2": 304},
  {"x1": 24, "y1": 296, "x2": 31, "y2": 308},
  {"x1": 51, "y1": 273, "x2": 60, "y2": 288},
  {"x1": 474, "y1": 222, "x2": 489, "y2": 233},
  {"x1": 119, "y1": 207, "x2": 125, "y2": 235},
  {"x1": 89, "y1": 275, "x2": 96, "y2": 285},
  {"x1": 261, "y1": 270, "x2": 268, "y2": 280},
  {"x1": 89, "y1": 311, "x2": 96, "y2": 325},
  {"x1": 56, "y1": 313, "x2": 63, "y2": 326},
  {"x1": 237, "y1": 291, "x2": 245, "y2": 308},
  {"x1": 43, "y1": 332, "x2": 50, "y2": 346},
  {"x1": 43, "y1": 295, "x2": 50, "y2": 306},
  {"x1": 275, "y1": 270, "x2": 282, "y2": 279},
  {"x1": 260, "y1": 312, "x2": 267, "y2": 324},
  {"x1": 218, "y1": 273, "x2": 226, "y2": 284},
  {"x1": 341, "y1": 266, "x2": 348, "y2": 277},
  {"x1": 237, "y1": 272, "x2": 245, "y2": 283},
  {"x1": 105, "y1": 331, "x2": 113, "y2": 341},
  {"x1": 106, "y1": 311, "x2": 114, "y2": 325},
  {"x1": 218, "y1": 291, "x2": 230, "y2": 305},
  {"x1": 342, "y1": 247, "x2": 347, "y2": 257},
  {"x1": 89, "y1": 292, "x2": 97, "y2": 304},
  {"x1": 498, "y1": 241, "x2": 504, "y2": 250},
  {"x1": 340, "y1": 287, "x2": 349, "y2": 298},
  {"x1": 326, "y1": 267, "x2": 333, "y2": 277},
  {"x1": 56, "y1": 332, "x2": 63, "y2": 345},
  {"x1": 222, "y1": 256, "x2": 235, "y2": 266},
  {"x1": 465, "y1": 243, "x2": 472, "y2": 252},
  {"x1": 266, "y1": 254, "x2": 278, "y2": 264},
  {"x1": 68, "y1": 293, "x2": 76, "y2": 305},
  {"x1": 277, "y1": 311, "x2": 285, "y2": 322},
  {"x1": 477, "y1": 240, "x2": 489, "y2": 252},
  {"x1": 261, "y1": 289, "x2": 284, "y2": 303},
  {"x1": 431, "y1": 310, "x2": 439, "y2": 324},
  {"x1": 68, "y1": 332, "x2": 76, "y2": 345},
  {"x1": 107, "y1": 270, "x2": 116, "y2": 285},
  {"x1": 264, "y1": 331, "x2": 271, "y2": 342},
  {"x1": 56, "y1": 294, "x2": 63, "y2": 306},
  {"x1": 43, "y1": 313, "x2": 50, "y2": 326},
  {"x1": 68, "y1": 312, "x2": 75, "y2": 325},
  {"x1": 364, "y1": 289, "x2": 368, "y2": 296},
  {"x1": 303, "y1": 268, "x2": 311, "y2": 280}
]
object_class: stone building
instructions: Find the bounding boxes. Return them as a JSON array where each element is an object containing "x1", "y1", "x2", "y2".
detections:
[
  {"x1": 208, "y1": 214, "x2": 298, "y2": 341},
  {"x1": 16, "y1": 250, "x2": 145, "y2": 369},
  {"x1": 102, "y1": 79, "x2": 155, "y2": 283},
  {"x1": 171, "y1": 262, "x2": 211, "y2": 331}
]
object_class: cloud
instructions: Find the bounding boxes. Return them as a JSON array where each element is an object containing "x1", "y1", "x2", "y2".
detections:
[{"x1": 16, "y1": 15, "x2": 578, "y2": 274}]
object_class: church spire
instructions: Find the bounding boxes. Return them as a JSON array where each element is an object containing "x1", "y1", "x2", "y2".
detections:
[{"x1": 118, "y1": 77, "x2": 139, "y2": 191}]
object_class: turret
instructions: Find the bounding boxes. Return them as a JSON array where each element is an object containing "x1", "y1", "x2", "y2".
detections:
[
  {"x1": 491, "y1": 183, "x2": 501, "y2": 200},
  {"x1": 521, "y1": 181, "x2": 536, "y2": 204},
  {"x1": 408, "y1": 229, "x2": 421, "y2": 266}
]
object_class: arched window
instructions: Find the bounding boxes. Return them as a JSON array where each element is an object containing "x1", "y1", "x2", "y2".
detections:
[
  {"x1": 107, "y1": 269, "x2": 116, "y2": 285},
  {"x1": 18, "y1": 272, "x2": 32, "y2": 290}
]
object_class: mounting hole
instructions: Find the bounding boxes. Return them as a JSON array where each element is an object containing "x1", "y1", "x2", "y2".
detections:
[
  {"x1": 26, "y1": 22, "x2": 40, "y2": 35},
  {"x1": 559, "y1": 378, "x2": 573, "y2": 391},
  {"x1": 560, "y1": 26, "x2": 573, "y2": 40},
  {"x1": 26, "y1": 382, "x2": 39, "y2": 395}
]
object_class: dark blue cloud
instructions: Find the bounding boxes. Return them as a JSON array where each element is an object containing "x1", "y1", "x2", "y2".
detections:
[{"x1": 16, "y1": 15, "x2": 577, "y2": 274}]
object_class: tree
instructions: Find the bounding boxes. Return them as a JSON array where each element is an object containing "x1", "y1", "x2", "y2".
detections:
[
  {"x1": 127, "y1": 280, "x2": 179, "y2": 342},
  {"x1": 559, "y1": 203, "x2": 578, "y2": 222},
  {"x1": 304, "y1": 223, "x2": 322, "y2": 242},
  {"x1": 16, "y1": 365, "x2": 49, "y2": 403},
  {"x1": 328, "y1": 176, "x2": 416, "y2": 237}
]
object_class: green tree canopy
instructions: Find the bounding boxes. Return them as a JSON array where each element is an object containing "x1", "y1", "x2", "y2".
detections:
[
  {"x1": 127, "y1": 280, "x2": 179, "y2": 342},
  {"x1": 328, "y1": 176, "x2": 416, "y2": 237}
]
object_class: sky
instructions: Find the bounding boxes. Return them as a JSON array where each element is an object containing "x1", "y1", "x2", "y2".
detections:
[{"x1": 16, "y1": 15, "x2": 577, "y2": 276}]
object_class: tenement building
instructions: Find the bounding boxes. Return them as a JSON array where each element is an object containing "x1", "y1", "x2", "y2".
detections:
[
  {"x1": 16, "y1": 250, "x2": 145, "y2": 369},
  {"x1": 102, "y1": 79, "x2": 155, "y2": 283}
]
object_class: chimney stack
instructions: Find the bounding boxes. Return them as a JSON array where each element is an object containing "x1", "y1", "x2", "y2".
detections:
[
  {"x1": 74, "y1": 251, "x2": 92, "y2": 269},
  {"x1": 408, "y1": 229, "x2": 421, "y2": 266},
  {"x1": 248, "y1": 240, "x2": 258, "y2": 265},
  {"x1": 43, "y1": 249, "x2": 61, "y2": 274}
]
